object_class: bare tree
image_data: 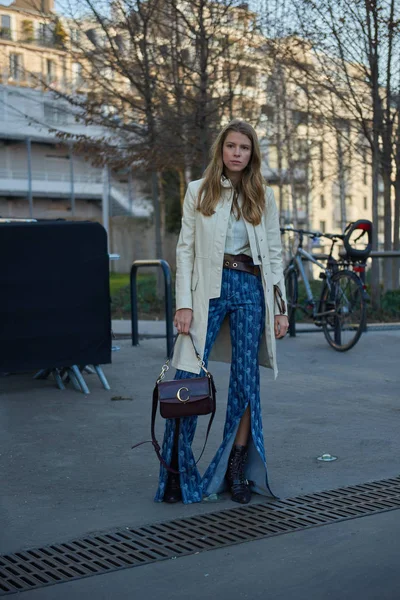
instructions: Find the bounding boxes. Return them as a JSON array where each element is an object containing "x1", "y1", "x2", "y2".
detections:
[
  {"x1": 285, "y1": 0, "x2": 400, "y2": 302},
  {"x1": 13, "y1": 0, "x2": 261, "y2": 296}
]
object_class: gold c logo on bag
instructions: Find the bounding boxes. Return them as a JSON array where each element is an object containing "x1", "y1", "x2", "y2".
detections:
[{"x1": 177, "y1": 387, "x2": 190, "y2": 403}]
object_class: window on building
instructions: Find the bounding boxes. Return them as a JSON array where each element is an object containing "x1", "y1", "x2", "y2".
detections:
[
  {"x1": 46, "y1": 59, "x2": 56, "y2": 83},
  {"x1": 362, "y1": 146, "x2": 367, "y2": 185},
  {"x1": 320, "y1": 194, "x2": 326, "y2": 208},
  {"x1": 72, "y1": 61, "x2": 83, "y2": 87},
  {"x1": 70, "y1": 28, "x2": 81, "y2": 45},
  {"x1": 319, "y1": 220, "x2": 326, "y2": 233},
  {"x1": 296, "y1": 138, "x2": 309, "y2": 161},
  {"x1": 261, "y1": 104, "x2": 274, "y2": 119},
  {"x1": 364, "y1": 196, "x2": 368, "y2": 210},
  {"x1": 1, "y1": 15, "x2": 12, "y2": 39},
  {"x1": 239, "y1": 67, "x2": 256, "y2": 87},
  {"x1": 180, "y1": 48, "x2": 190, "y2": 63},
  {"x1": 44, "y1": 102, "x2": 68, "y2": 125},
  {"x1": 292, "y1": 110, "x2": 308, "y2": 126},
  {"x1": 319, "y1": 142, "x2": 324, "y2": 181},
  {"x1": 9, "y1": 53, "x2": 23, "y2": 80},
  {"x1": 38, "y1": 22, "x2": 53, "y2": 45}
]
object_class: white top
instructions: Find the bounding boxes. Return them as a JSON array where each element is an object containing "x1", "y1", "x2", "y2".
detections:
[{"x1": 224, "y1": 211, "x2": 252, "y2": 257}]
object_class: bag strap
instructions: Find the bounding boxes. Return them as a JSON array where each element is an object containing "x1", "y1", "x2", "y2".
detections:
[
  {"x1": 274, "y1": 284, "x2": 287, "y2": 315},
  {"x1": 132, "y1": 374, "x2": 217, "y2": 474},
  {"x1": 157, "y1": 333, "x2": 208, "y2": 381}
]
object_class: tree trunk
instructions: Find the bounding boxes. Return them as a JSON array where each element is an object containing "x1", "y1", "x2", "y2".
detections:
[
  {"x1": 198, "y1": 1, "x2": 209, "y2": 172},
  {"x1": 179, "y1": 168, "x2": 186, "y2": 208},
  {"x1": 151, "y1": 170, "x2": 164, "y2": 298},
  {"x1": 289, "y1": 169, "x2": 298, "y2": 230},
  {"x1": 382, "y1": 169, "x2": 393, "y2": 291},
  {"x1": 276, "y1": 103, "x2": 285, "y2": 221},
  {"x1": 367, "y1": 2, "x2": 381, "y2": 308},
  {"x1": 336, "y1": 130, "x2": 347, "y2": 232},
  {"x1": 393, "y1": 145, "x2": 400, "y2": 289},
  {"x1": 371, "y1": 136, "x2": 381, "y2": 308}
]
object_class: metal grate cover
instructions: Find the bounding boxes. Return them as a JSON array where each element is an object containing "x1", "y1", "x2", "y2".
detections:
[{"x1": 1, "y1": 475, "x2": 400, "y2": 595}]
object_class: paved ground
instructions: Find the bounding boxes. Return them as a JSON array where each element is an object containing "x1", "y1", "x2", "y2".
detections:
[{"x1": 1, "y1": 328, "x2": 400, "y2": 598}]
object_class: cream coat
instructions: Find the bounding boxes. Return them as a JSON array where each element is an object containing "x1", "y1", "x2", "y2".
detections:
[{"x1": 172, "y1": 177, "x2": 287, "y2": 379}]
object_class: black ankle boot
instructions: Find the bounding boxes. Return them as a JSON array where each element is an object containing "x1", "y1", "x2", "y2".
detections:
[
  {"x1": 164, "y1": 419, "x2": 182, "y2": 504},
  {"x1": 164, "y1": 472, "x2": 182, "y2": 503},
  {"x1": 226, "y1": 445, "x2": 251, "y2": 504}
]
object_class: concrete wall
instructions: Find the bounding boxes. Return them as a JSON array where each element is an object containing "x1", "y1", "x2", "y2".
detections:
[
  {"x1": 0, "y1": 196, "x2": 101, "y2": 219},
  {"x1": 109, "y1": 216, "x2": 178, "y2": 274}
]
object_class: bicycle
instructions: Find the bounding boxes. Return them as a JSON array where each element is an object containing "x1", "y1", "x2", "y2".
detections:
[{"x1": 281, "y1": 221, "x2": 372, "y2": 352}]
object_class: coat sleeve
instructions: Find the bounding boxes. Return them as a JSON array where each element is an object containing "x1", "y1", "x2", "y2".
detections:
[
  {"x1": 175, "y1": 182, "x2": 196, "y2": 311},
  {"x1": 265, "y1": 187, "x2": 288, "y2": 316}
]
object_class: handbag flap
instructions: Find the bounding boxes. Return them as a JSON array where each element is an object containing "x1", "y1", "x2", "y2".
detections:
[{"x1": 158, "y1": 377, "x2": 211, "y2": 402}]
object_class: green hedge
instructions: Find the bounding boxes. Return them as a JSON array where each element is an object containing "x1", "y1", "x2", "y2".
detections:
[
  {"x1": 110, "y1": 273, "x2": 400, "y2": 322},
  {"x1": 111, "y1": 273, "x2": 166, "y2": 320},
  {"x1": 367, "y1": 288, "x2": 400, "y2": 322}
]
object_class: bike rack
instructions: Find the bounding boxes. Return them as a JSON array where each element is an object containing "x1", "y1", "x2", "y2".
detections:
[{"x1": 130, "y1": 260, "x2": 174, "y2": 357}]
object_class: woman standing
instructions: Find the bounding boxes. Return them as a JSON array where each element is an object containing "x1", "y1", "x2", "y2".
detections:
[{"x1": 155, "y1": 119, "x2": 288, "y2": 505}]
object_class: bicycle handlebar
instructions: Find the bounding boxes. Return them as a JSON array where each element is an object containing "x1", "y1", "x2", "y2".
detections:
[{"x1": 280, "y1": 226, "x2": 345, "y2": 241}]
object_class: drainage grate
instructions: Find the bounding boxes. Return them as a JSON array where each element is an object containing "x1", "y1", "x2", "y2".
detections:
[{"x1": 1, "y1": 475, "x2": 400, "y2": 595}]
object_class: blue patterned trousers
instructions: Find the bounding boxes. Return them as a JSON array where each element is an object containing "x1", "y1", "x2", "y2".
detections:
[{"x1": 154, "y1": 268, "x2": 274, "y2": 504}]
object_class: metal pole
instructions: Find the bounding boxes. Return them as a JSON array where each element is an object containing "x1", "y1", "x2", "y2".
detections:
[
  {"x1": 108, "y1": 165, "x2": 112, "y2": 217},
  {"x1": 26, "y1": 137, "x2": 33, "y2": 218},
  {"x1": 130, "y1": 260, "x2": 173, "y2": 356},
  {"x1": 102, "y1": 164, "x2": 109, "y2": 244},
  {"x1": 128, "y1": 171, "x2": 134, "y2": 215},
  {"x1": 162, "y1": 260, "x2": 174, "y2": 357},
  {"x1": 130, "y1": 265, "x2": 139, "y2": 346},
  {"x1": 370, "y1": 251, "x2": 400, "y2": 257},
  {"x1": 69, "y1": 144, "x2": 75, "y2": 217}
]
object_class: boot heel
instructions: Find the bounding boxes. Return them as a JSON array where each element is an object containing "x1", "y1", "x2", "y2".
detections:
[
  {"x1": 163, "y1": 419, "x2": 182, "y2": 503},
  {"x1": 164, "y1": 473, "x2": 182, "y2": 503}
]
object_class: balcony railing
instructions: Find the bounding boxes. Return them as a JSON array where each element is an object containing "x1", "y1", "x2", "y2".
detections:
[
  {"x1": 20, "y1": 37, "x2": 65, "y2": 50},
  {"x1": 0, "y1": 168, "x2": 103, "y2": 184}
]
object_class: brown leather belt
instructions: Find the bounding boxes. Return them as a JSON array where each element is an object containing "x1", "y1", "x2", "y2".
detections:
[{"x1": 223, "y1": 253, "x2": 260, "y2": 276}]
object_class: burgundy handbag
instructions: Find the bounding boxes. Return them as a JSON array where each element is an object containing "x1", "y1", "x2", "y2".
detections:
[{"x1": 133, "y1": 333, "x2": 217, "y2": 474}]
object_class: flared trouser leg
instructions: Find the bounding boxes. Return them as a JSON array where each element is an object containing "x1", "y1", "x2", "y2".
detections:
[
  {"x1": 154, "y1": 294, "x2": 228, "y2": 504},
  {"x1": 202, "y1": 270, "x2": 274, "y2": 498}
]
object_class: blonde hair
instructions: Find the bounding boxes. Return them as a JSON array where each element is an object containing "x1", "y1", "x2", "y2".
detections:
[{"x1": 197, "y1": 119, "x2": 266, "y2": 226}]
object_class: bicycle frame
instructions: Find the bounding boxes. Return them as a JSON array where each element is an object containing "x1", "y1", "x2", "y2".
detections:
[{"x1": 288, "y1": 247, "x2": 336, "y2": 320}]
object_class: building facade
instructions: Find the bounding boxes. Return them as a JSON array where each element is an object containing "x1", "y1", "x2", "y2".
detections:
[{"x1": 0, "y1": 0, "x2": 388, "y2": 271}]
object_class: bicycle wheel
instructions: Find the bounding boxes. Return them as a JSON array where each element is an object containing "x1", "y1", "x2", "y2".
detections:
[
  {"x1": 321, "y1": 269, "x2": 366, "y2": 351},
  {"x1": 284, "y1": 265, "x2": 298, "y2": 337}
]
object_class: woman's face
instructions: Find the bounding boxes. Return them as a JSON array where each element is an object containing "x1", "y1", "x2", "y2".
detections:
[{"x1": 222, "y1": 131, "x2": 252, "y2": 178}]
